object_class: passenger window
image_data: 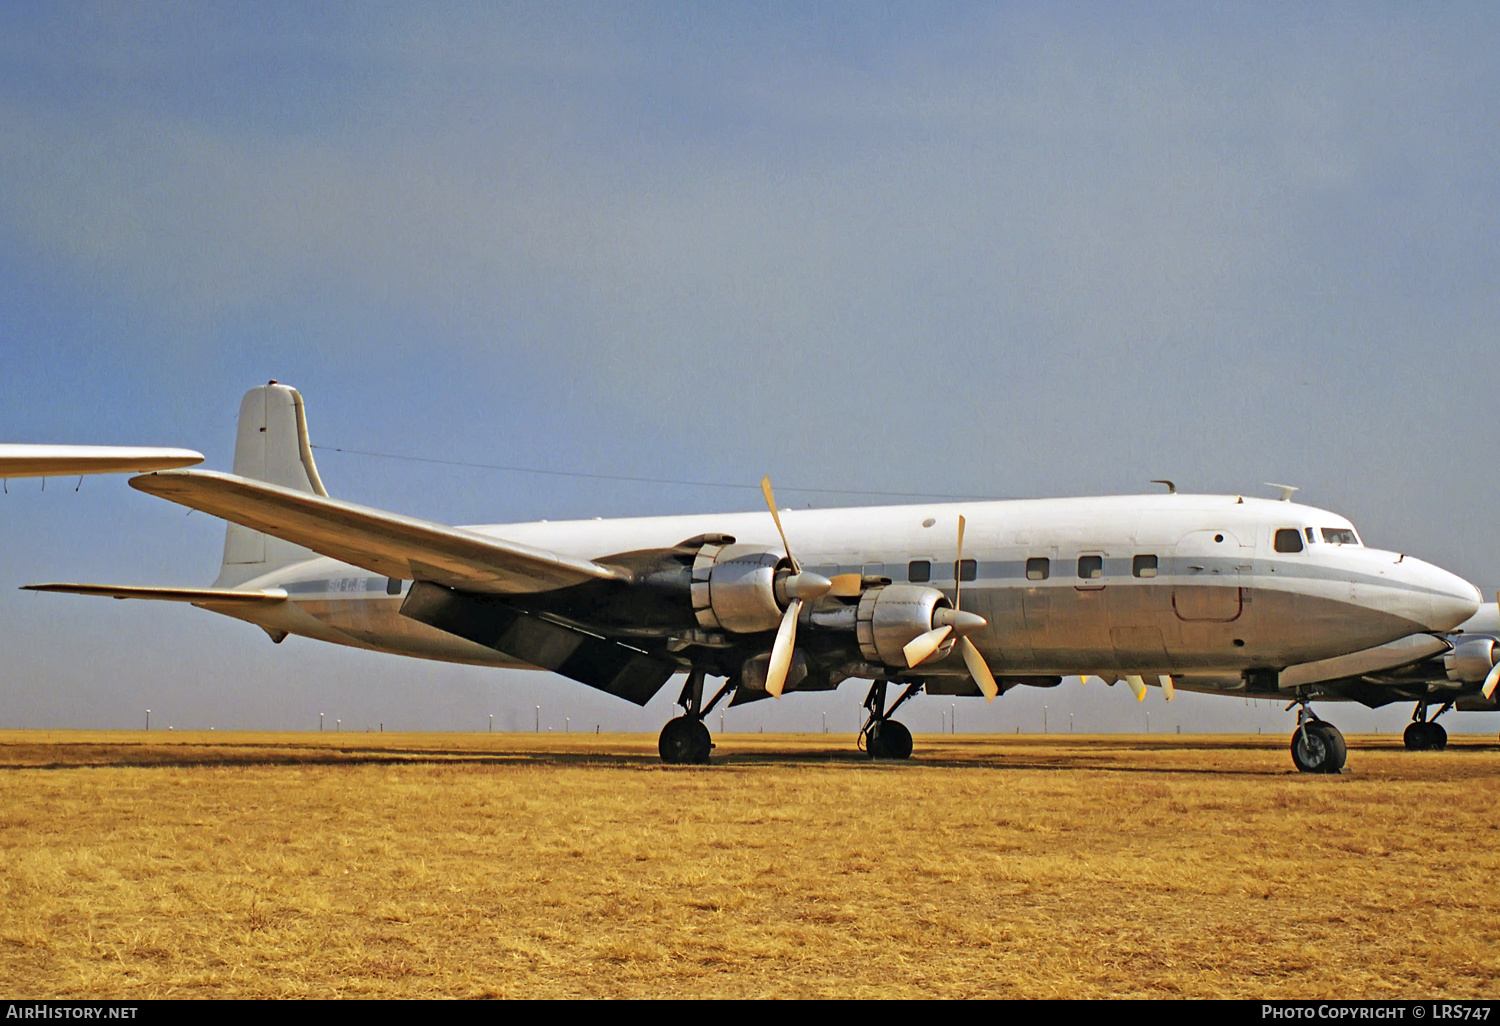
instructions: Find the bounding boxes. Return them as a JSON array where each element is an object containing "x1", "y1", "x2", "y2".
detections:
[
  {"x1": 1026, "y1": 557, "x2": 1050, "y2": 581},
  {"x1": 1132, "y1": 555, "x2": 1158, "y2": 578},
  {"x1": 1077, "y1": 555, "x2": 1103, "y2": 579},
  {"x1": 955, "y1": 559, "x2": 977, "y2": 582},
  {"x1": 908, "y1": 560, "x2": 931, "y2": 583},
  {"x1": 1274, "y1": 528, "x2": 1304, "y2": 553},
  {"x1": 387, "y1": 577, "x2": 403, "y2": 595}
]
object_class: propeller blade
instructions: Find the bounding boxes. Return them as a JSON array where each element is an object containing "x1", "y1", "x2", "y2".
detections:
[
  {"x1": 955, "y1": 514, "x2": 966, "y2": 611},
  {"x1": 1158, "y1": 674, "x2": 1175, "y2": 701},
  {"x1": 760, "y1": 476, "x2": 800, "y2": 574},
  {"x1": 1125, "y1": 674, "x2": 1147, "y2": 702},
  {"x1": 903, "y1": 625, "x2": 952, "y2": 668},
  {"x1": 765, "y1": 598, "x2": 802, "y2": 698},
  {"x1": 1482, "y1": 661, "x2": 1500, "y2": 701},
  {"x1": 828, "y1": 573, "x2": 864, "y2": 597},
  {"x1": 960, "y1": 636, "x2": 999, "y2": 701}
]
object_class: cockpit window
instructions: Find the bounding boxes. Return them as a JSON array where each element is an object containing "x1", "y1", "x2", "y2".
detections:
[
  {"x1": 1321, "y1": 528, "x2": 1360, "y2": 546},
  {"x1": 1304, "y1": 527, "x2": 1315, "y2": 543},
  {"x1": 1274, "y1": 528, "x2": 1304, "y2": 553}
]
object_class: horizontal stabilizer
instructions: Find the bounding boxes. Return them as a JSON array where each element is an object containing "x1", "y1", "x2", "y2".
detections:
[
  {"x1": 130, "y1": 469, "x2": 625, "y2": 594},
  {"x1": 23, "y1": 584, "x2": 287, "y2": 604},
  {"x1": 0, "y1": 445, "x2": 202, "y2": 478},
  {"x1": 1279, "y1": 633, "x2": 1451, "y2": 689}
]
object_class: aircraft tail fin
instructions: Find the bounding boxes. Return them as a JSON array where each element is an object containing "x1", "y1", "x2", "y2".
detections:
[{"x1": 214, "y1": 382, "x2": 327, "y2": 587}]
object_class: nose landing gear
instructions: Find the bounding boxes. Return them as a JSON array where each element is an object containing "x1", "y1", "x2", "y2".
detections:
[
  {"x1": 1403, "y1": 701, "x2": 1450, "y2": 751},
  {"x1": 1288, "y1": 700, "x2": 1347, "y2": 774}
]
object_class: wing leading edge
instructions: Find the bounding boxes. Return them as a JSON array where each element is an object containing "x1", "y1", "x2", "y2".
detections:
[{"x1": 128, "y1": 469, "x2": 626, "y2": 594}]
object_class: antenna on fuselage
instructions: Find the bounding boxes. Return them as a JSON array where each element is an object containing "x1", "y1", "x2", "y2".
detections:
[
  {"x1": 1150, "y1": 479, "x2": 1177, "y2": 494},
  {"x1": 1265, "y1": 482, "x2": 1300, "y2": 502}
]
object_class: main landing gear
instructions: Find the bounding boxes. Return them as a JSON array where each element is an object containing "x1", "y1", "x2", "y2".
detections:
[
  {"x1": 859, "y1": 679, "x2": 920, "y2": 760},
  {"x1": 658, "y1": 670, "x2": 734, "y2": 765},
  {"x1": 1288, "y1": 700, "x2": 1347, "y2": 774},
  {"x1": 1403, "y1": 701, "x2": 1450, "y2": 751}
]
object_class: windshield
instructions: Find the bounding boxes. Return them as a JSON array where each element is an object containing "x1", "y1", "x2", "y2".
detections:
[{"x1": 1321, "y1": 527, "x2": 1360, "y2": 546}]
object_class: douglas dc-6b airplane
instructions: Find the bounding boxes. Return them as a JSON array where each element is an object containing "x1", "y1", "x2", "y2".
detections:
[{"x1": 27, "y1": 384, "x2": 1495, "y2": 773}]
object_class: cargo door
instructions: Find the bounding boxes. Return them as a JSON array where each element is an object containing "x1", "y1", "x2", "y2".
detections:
[{"x1": 1173, "y1": 529, "x2": 1243, "y2": 622}]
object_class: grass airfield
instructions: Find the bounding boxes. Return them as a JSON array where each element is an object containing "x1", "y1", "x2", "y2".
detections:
[{"x1": 2, "y1": 730, "x2": 1498, "y2": 999}]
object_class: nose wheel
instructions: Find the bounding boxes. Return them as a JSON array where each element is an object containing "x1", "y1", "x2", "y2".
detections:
[{"x1": 1288, "y1": 700, "x2": 1346, "y2": 774}]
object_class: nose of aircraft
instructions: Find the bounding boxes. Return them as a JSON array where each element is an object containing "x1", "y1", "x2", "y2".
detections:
[{"x1": 1419, "y1": 563, "x2": 1482, "y2": 632}]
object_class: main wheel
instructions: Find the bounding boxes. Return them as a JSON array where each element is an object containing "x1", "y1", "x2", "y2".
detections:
[
  {"x1": 1291, "y1": 722, "x2": 1345, "y2": 774},
  {"x1": 1429, "y1": 721, "x2": 1448, "y2": 750},
  {"x1": 867, "y1": 720, "x2": 913, "y2": 760},
  {"x1": 659, "y1": 717, "x2": 712, "y2": 764},
  {"x1": 1404, "y1": 721, "x2": 1433, "y2": 751}
]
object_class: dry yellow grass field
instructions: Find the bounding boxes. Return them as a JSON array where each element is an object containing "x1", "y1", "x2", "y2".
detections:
[{"x1": 2, "y1": 729, "x2": 1498, "y2": 998}]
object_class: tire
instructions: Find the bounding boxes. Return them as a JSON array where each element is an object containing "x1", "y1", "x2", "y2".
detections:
[
  {"x1": 659, "y1": 717, "x2": 699, "y2": 764},
  {"x1": 1430, "y1": 722, "x2": 1448, "y2": 750},
  {"x1": 869, "y1": 720, "x2": 913, "y2": 760},
  {"x1": 1404, "y1": 721, "x2": 1432, "y2": 751},
  {"x1": 688, "y1": 719, "x2": 713, "y2": 764},
  {"x1": 1291, "y1": 722, "x2": 1345, "y2": 774}
]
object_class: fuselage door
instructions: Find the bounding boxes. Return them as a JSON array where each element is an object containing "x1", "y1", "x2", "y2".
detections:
[{"x1": 1173, "y1": 529, "x2": 1244, "y2": 622}]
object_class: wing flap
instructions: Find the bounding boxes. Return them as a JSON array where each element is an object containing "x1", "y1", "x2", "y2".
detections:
[
  {"x1": 23, "y1": 584, "x2": 287, "y2": 604},
  {"x1": 400, "y1": 582, "x2": 677, "y2": 706},
  {"x1": 130, "y1": 469, "x2": 623, "y2": 594}
]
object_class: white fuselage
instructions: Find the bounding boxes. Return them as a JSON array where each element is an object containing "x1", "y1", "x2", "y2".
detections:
[{"x1": 213, "y1": 493, "x2": 1480, "y2": 697}]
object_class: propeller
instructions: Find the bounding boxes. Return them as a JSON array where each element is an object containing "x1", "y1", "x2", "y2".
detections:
[
  {"x1": 901, "y1": 515, "x2": 999, "y2": 701},
  {"x1": 1159, "y1": 674, "x2": 1176, "y2": 702},
  {"x1": 1486, "y1": 592, "x2": 1500, "y2": 701},
  {"x1": 1125, "y1": 674, "x2": 1148, "y2": 702},
  {"x1": 761, "y1": 476, "x2": 832, "y2": 698}
]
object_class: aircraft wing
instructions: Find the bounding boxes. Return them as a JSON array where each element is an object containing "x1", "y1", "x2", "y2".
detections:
[
  {"x1": 0, "y1": 445, "x2": 203, "y2": 478},
  {"x1": 129, "y1": 469, "x2": 626, "y2": 594},
  {"x1": 1279, "y1": 633, "x2": 1451, "y2": 690},
  {"x1": 22, "y1": 584, "x2": 287, "y2": 604}
]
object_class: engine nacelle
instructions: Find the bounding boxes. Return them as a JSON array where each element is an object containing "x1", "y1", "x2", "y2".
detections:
[
  {"x1": 855, "y1": 584, "x2": 955, "y2": 667},
  {"x1": 1445, "y1": 637, "x2": 1499, "y2": 682},
  {"x1": 690, "y1": 541, "x2": 789, "y2": 634}
]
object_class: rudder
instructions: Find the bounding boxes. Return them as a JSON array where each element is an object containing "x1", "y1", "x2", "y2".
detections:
[{"x1": 215, "y1": 382, "x2": 329, "y2": 586}]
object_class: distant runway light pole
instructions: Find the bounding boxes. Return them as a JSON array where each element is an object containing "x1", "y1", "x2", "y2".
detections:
[
  {"x1": 1070, "y1": 712, "x2": 1074, "y2": 733},
  {"x1": 565, "y1": 717, "x2": 570, "y2": 733},
  {"x1": 320, "y1": 712, "x2": 324, "y2": 732},
  {"x1": 145, "y1": 709, "x2": 150, "y2": 731},
  {"x1": 1044, "y1": 706, "x2": 1048, "y2": 734},
  {"x1": 951, "y1": 703, "x2": 956, "y2": 735},
  {"x1": 488, "y1": 714, "x2": 493, "y2": 733},
  {"x1": 336, "y1": 719, "x2": 341, "y2": 732},
  {"x1": 1145, "y1": 711, "x2": 1150, "y2": 734},
  {"x1": 535, "y1": 706, "x2": 540, "y2": 733}
]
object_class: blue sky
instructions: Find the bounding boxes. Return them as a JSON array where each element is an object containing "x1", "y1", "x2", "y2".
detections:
[{"x1": 2, "y1": 3, "x2": 1498, "y2": 735}]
